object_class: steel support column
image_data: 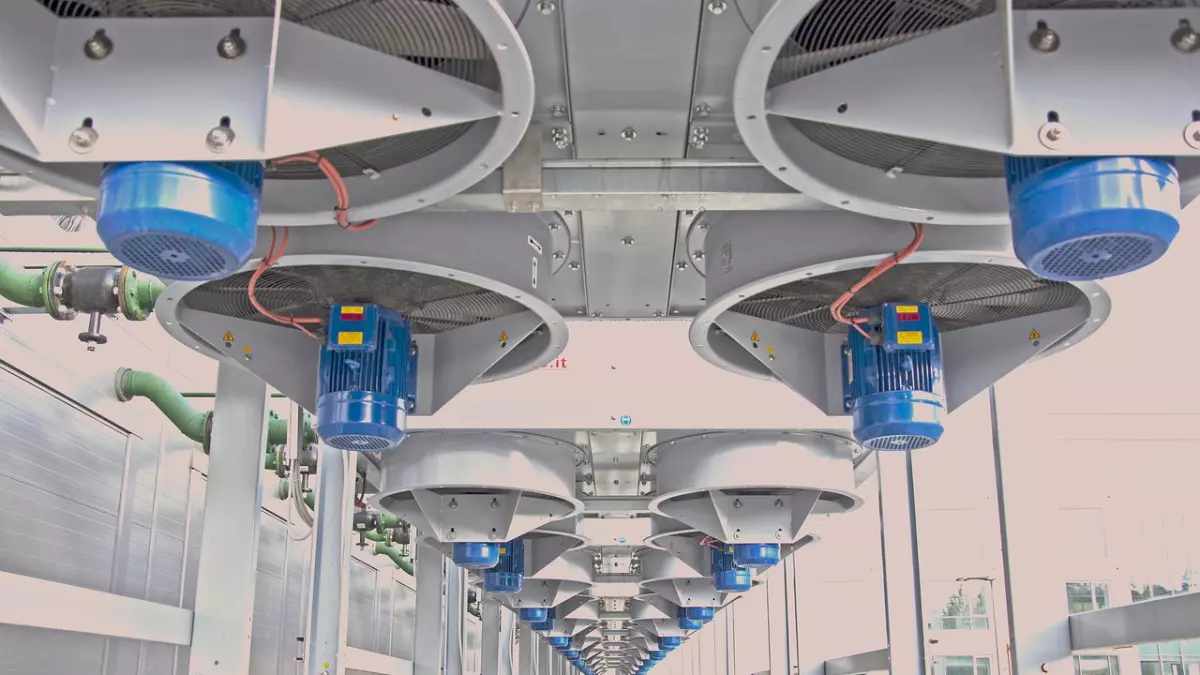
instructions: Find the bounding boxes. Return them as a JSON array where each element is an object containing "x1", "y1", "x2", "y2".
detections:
[
  {"x1": 482, "y1": 599, "x2": 504, "y2": 675},
  {"x1": 306, "y1": 443, "x2": 353, "y2": 675},
  {"x1": 187, "y1": 363, "x2": 270, "y2": 675},
  {"x1": 445, "y1": 565, "x2": 468, "y2": 675},
  {"x1": 539, "y1": 636, "x2": 553, "y2": 675},
  {"x1": 415, "y1": 539, "x2": 448, "y2": 675},
  {"x1": 991, "y1": 387, "x2": 1071, "y2": 674},
  {"x1": 519, "y1": 622, "x2": 535, "y2": 675},
  {"x1": 877, "y1": 451, "x2": 926, "y2": 675}
]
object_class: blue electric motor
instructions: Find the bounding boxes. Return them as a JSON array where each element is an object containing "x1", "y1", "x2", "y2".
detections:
[
  {"x1": 563, "y1": 650, "x2": 580, "y2": 660},
  {"x1": 96, "y1": 161, "x2": 264, "y2": 281},
  {"x1": 843, "y1": 302, "x2": 945, "y2": 451},
  {"x1": 732, "y1": 543, "x2": 780, "y2": 569},
  {"x1": 530, "y1": 607, "x2": 556, "y2": 631},
  {"x1": 677, "y1": 605, "x2": 705, "y2": 630},
  {"x1": 1006, "y1": 156, "x2": 1180, "y2": 282},
  {"x1": 484, "y1": 538, "x2": 525, "y2": 593},
  {"x1": 317, "y1": 304, "x2": 418, "y2": 452},
  {"x1": 711, "y1": 543, "x2": 752, "y2": 593},
  {"x1": 649, "y1": 651, "x2": 667, "y2": 661},
  {"x1": 548, "y1": 637, "x2": 571, "y2": 649},
  {"x1": 452, "y1": 541, "x2": 500, "y2": 569},
  {"x1": 659, "y1": 637, "x2": 682, "y2": 650},
  {"x1": 520, "y1": 607, "x2": 549, "y2": 623}
]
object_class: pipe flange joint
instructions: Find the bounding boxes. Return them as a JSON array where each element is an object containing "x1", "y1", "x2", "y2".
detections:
[
  {"x1": 117, "y1": 266, "x2": 151, "y2": 321},
  {"x1": 202, "y1": 412, "x2": 215, "y2": 454},
  {"x1": 113, "y1": 367, "x2": 134, "y2": 402},
  {"x1": 43, "y1": 262, "x2": 77, "y2": 321}
]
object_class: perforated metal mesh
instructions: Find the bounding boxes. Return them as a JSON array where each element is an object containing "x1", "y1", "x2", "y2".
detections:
[
  {"x1": 728, "y1": 262, "x2": 1087, "y2": 334},
  {"x1": 39, "y1": 0, "x2": 496, "y2": 180},
  {"x1": 767, "y1": 0, "x2": 1192, "y2": 177},
  {"x1": 181, "y1": 265, "x2": 527, "y2": 335}
]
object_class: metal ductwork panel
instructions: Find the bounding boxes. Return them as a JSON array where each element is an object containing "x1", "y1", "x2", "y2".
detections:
[
  {"x1": 734, "y1": 0, "x2": 1200, "y2": 224},
  {"x1": 0, "y1": 0, "x2": 533, "y2": 225}
]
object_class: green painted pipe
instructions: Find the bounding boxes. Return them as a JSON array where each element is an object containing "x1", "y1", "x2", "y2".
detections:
[
  {"x1": 0, "y1": 257, "x2": 51, "y2": 310},
  {"x1": 116, "y1": 368, "x2": 314, "y2": 450},
  {"x1": 377, "y1": 513, "x2": 406, "y2": 530},
  {"x1": 115, "y1": 368, "x2": 208, "y2": 444},
  {"x1": 374, "y1": 542, "x2": 414, "y2": 575},
  {"x1": 0, "y1": 257, "x2": 164, "y2": 320}
]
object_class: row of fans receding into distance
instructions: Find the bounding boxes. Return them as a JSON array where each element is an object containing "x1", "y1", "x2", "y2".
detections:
[{"x1": 5, "y1": 2, "x2": 1191, "y2": 672}]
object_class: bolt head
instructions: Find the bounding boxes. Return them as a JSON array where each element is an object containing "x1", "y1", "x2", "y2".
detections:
[
  {"x1": 84, "y1": 31, "x2": 112, "y2": 60},
  {"x1": 568, "y1": 261, "x2": 581, "y2": 270},
  {"x1": 1185, "y1": 121, "x2": 1200, "y2": 150},
  {"x1": 676, "y1": 261, "x2": 688, "y2": 270},
  {"x1": 1030, "y1": 25, "x2": 1060, "y2": 53},
  {"x1": 554, "y1": 251, "x2": 566, "y2": 260},
  {"x1": 218, "y1": 32, "x2": 246, "y2": 59},
  {"x1": 206, "y1": 125, "x2": 235, "y2": 153},
  {"x1": 447, "y1": 531, "x2": 457, "y2": 540},
  {"x1": 68, "y1": 126, "x2": 99, "y2": 154},
  {"x1": 692, "y1": 250, "x2": 705, "y2": 261},
  {"x1": 621, "y1": 127, "x2": 637, "y2": 141},
  {"x1": 707, "y1": 0, "x2": 728, "y2": 14},
  {"x1": 1173, "y1": 24, "x2": 1200, "y2": 52},
  {"x1": 622, "y1": 236, "x2": 635, "y2": 246},
  {"x1": 537, "y1": 0, "x2": 557, "y2": 15},
  {"x1": 550, "y1": 104, "x2": 568, "y2": 118},
  {"x1": 1038, "y1": 121, "x2": 1068, "y2": 150}
]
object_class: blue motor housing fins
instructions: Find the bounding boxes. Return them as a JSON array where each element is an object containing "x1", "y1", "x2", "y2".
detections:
[
  {"x1": 1006, "y1": 156, "x2": 1180, "y2": 281},
  {"x1": 843, "y1": 302, "x2": 945, "y2": 451},
  {"x1": 97, "y1": 161, "x2": 263, "y2": 281}
]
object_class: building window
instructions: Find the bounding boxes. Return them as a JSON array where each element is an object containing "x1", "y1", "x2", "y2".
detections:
[
  {"x1": 1067, "y1": 582, "x2": 1110, "y2": 614},
  {"x1": 933, "y1": 656, "x2": 991, "y2": 675},
  {"x1": 931, "y1": 581, "x2": 990, "y2": 630},
  {"x1": 1075, "y1": 655, "x2": 1120, "y2": 675}
]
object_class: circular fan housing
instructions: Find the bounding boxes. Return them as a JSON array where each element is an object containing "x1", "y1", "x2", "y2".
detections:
[
  {"x1": 733, "y1": 0, "x2": 1011, "y2": 223},
  {"x1": 22, "y1": 0, "x2": 534, "y2": 225},
  {"x1": 97, "y1": 162, "x2": 263, "y2": 280},
  {"x1": 155, "y1": 214, "x2": 567, "y2": 412},
  {"x1": 1006, "y1": 156, "x2": 1181, "y2": 281}
]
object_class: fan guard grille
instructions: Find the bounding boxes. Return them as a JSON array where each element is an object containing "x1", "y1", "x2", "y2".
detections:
[
  {"x1": 728, "y1": 262, "x2": 1086, "y2": 334},
  {"x1": 767, "y1": 0, "x2": 1189, "y2": 179},
  {"x1": 181, "y1": 264, "x2": 527, "y2": 335},
  {"x1": 39, "y1": 0, "x2": 496, "y2": 180}
]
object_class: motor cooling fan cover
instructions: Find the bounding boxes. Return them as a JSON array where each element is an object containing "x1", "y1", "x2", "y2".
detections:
[{"x1": 14, "y1": 0, "x2": 533, "y2": 225}]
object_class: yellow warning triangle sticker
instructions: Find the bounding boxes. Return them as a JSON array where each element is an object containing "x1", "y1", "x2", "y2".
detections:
[
  {"x1": 222, "y1": 331, "x2": 233, "y2": 342},
  {"x1": 499, "y1": 331, "x2": 508, "y2": 342},
  {"x1": 750, "y1": 331, "x2": 759, "y2": 342},
  {"x1": 1028, "y1": 329, "x2": 1041, "y2": 340}
]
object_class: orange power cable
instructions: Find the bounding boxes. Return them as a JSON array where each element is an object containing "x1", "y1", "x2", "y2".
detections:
[
  {"x1": 248, "y1": 227, "x2": 322, "y2": 339},
  {"x1": 830, "y1": 223, "x2": 925, "y2": 340},
  {"x1": 273, "y1": 151, "x2": 380, "y2": 231}
]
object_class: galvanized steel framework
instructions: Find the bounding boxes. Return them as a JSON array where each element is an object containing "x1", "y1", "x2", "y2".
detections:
[{"x1": 0, "y1": 0, "x2": 1198, "y2": 673}]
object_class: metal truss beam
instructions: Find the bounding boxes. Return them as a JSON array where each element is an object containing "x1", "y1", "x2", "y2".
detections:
[
  {"x1": 0, "y1": 570, "x2": 192, "y2": 645},
  {"x1": 1069, "y1": 592, "x2": 1200, "y2": 650},
  {"x1": 824, "y1": 648, "x2": 890, "y2": 675},
  {"x1": 0, "y1": 160, "x2": 829, "y2": 216}
]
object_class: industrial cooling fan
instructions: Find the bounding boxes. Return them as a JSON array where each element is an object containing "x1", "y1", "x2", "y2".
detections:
[
  {"x1": 733, "y1": 0, "x2": 1198, "y2": 281},
  {"x1": 156, "y1": 212, "x2": 567, "y2": 447},
  {"x1": 0, "y1": 0, "x2": 532, "y2": 279},
  {"x1": 689, "y1": 211, "x2": 1109, "y2": 449}
]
